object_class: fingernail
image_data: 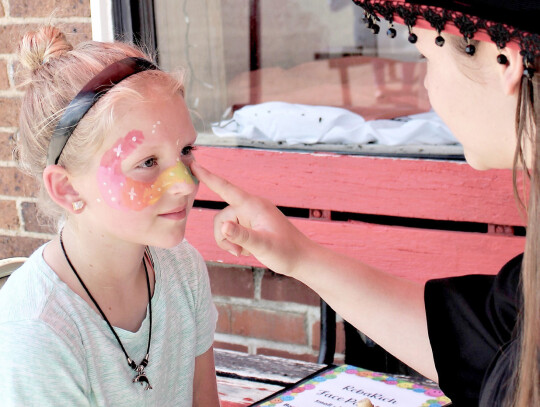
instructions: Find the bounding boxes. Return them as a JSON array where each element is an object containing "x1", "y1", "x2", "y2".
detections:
[{"x1": 228, "y1": 249, "x2": 238, "y2": 257}]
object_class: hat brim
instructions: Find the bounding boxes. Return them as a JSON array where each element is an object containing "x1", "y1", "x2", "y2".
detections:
[{"x1": 352, "y1": 0, "x2": 539, "y2": 56}]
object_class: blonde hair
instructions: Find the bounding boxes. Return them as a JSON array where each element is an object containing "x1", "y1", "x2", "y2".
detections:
[{"x1": 15, "y1": 26, "x2": 185, "y2": 227}]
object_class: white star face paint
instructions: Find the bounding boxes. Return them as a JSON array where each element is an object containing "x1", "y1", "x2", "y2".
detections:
[
  {"x1": 96, "y1": 130, "x2": 197, "y2": 211},
  {"x1": 113, "y1": 144, "x2": 123, "y2": 157},
  {"x1": 151, "y1": 120, "x2": 161, "y2": 134}
]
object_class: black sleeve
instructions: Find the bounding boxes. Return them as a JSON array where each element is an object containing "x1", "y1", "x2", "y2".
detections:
[{"x1": 424, "y1": 254, "x2": 522, "y2": 407}]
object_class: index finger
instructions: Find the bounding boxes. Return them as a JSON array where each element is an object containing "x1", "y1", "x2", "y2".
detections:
[{"x1": 190, "y1": 161, "x2": 249, "y2": 207}]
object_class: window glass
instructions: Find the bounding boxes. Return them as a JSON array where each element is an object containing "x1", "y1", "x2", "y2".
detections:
[{"x1": 154, "y1": 0, "x2": 463, "y2": 158}]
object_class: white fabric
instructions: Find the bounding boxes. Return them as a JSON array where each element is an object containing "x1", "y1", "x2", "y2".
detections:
[
  {"x1": 212, "y1": 102, "x2": 458, "y2": 146},
  {"x1": 0, "y1": 241, "x2": 217, "y2": 406}
]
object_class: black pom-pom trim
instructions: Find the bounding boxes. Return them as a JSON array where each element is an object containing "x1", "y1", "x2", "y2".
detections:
[
  {"x1": 496, "y1": 54, "x2": 508, "y2": 65},
  {"x1": 351, "y1": 0, "x2": 539, "y2": 76},
  {"x1": 465, "y1": 44, "x2": 476, "y2": 56}
]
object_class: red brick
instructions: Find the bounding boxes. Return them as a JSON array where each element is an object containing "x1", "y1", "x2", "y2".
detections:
[
  {"x1": 0, "y1": 23, "x2": 91, "y2": 55},
  {"x1": 0, "y1": 97, "x2": 21, "y2": 127},
  {"x1": 215, "y1": 303, "x2": 232, "y2": 334},
  {"x1": 231, "y1": 306, "x2": 307, "y2": 345},
  {"x1": 0, "y1": 167, "x2": 38, "y2": 197},
  {"x1": 21, "y1": 202, "x2": 56, "y2": 234},
  {"x1": 0, "y1": 235, "x2": 47, "y2": 258},
  {"x1": 0, "y1": 200, "x2": 20, "y2": 230},
  {"x1": 0, "y1": 60, "x2": 9, "y2": 90},
  {"x1": 261, "y1": 270, "x2": 320, "y2": 306},
  {"x1": 0, "y1": 133, "x2": 16, "y2": 162},
  {"x1": 256, "y1": 347, "x2": 318, "y2": 363},
  {"x1": 54, "y1": 22, "x2": 92, "y2": 45},
  {"x1": 207, "y1": 262, "x2": 255, "y2": 298},
  {"x1": 213, "y1": 341, "x2": 249, "y2": 353},
  {"x1": 0, "y1": 24, "x2": 37, "y2": 54},
  {"x1": 12, "y1": 61, "x2": 23, "y2": 88},
  {"x1": 311, "y1": 321, "x2": 346, "y2": 354},
  {"x1": 10, "y1": 0, "x2": 91, "y2": 18}
]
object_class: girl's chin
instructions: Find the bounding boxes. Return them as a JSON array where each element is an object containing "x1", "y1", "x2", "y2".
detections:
[
  {"x1": 156, "y1": 236, "x2": 185, "y2": 249},
  {"x1": 463, "y1": 151, "x2": 489, "y2": 171},
  {"x1": 464, "y1": 152, "x2": 513, "y2": 171},
  {"x1": 160, "y1": 232, "x2": 187, "y2": 249}
]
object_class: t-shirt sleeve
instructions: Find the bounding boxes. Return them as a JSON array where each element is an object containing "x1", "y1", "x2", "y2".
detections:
[
  {"x1": 0, "y1": 320, "x2": 90, "y2": 406},
  {"x1": 193, "y1": 251, "x2": 218, "y2": 356},
  {"x1": 424, "y1": 254, "x2": 522, "y2": 407}
]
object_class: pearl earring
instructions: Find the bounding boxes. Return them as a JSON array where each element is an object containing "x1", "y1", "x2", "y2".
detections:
[{"x1": 72, "y1": 201, "x2": 85, "y2": 211}]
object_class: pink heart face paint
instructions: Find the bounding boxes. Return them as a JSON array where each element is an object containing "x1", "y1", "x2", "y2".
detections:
[{"x1": 97, "y1": 130, "x2": 196, "y2": 211}]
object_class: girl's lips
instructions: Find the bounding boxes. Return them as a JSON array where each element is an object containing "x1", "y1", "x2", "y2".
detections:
[{"x1": 159, "y1": 207, "x2": 187, "y2": 220}]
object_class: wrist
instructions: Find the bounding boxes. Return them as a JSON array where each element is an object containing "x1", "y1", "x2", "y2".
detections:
[{"x1": 288, "y1": 234, "x2": 322, "y2": 279}]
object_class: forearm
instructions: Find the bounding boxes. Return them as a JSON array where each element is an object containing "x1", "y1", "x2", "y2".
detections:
[
  {"x1": 292, "y1": 240, "x2": 438, "y2": 381},
  {"x1": 190, "y1": 164, "x2": 439, "y2": 380}
]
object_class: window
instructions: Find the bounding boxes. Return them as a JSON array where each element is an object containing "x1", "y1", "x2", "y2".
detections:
[{"x1": 113, "y1": 0, "x2": 464, "y2": 159}]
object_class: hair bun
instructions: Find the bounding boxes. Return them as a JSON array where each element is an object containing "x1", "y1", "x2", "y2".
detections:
[{"x1": 18, "y1": 26, "x2": 73, "y2": 71}]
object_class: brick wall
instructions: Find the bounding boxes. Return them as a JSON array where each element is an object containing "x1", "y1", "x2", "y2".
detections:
[
  {"x1": 208, "y1": 262, "x2": 345, "y2": 363},
  {"x1": 0, "y1": 0, "x2": 337, "y2": 364},
  {"x1": 0, "y1": 0, "x2": 92, "y2": 257}
]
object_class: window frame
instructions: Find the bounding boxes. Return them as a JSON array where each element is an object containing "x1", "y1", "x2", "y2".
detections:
[{"x1": 111, "y1": 0, "x2": 158, "y2": 58}]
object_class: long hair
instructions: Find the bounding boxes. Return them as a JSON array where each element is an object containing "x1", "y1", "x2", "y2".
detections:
[
  {"x1": 511, "y1": 60, "x2": 540, "y2": 407},
  {"x1": 448, "y1": 35, "x2": 539, "y2": 406}
]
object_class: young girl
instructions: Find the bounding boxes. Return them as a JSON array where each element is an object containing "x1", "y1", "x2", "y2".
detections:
[
  {"x1": 0, "y1": 26, "x2": 220, "y2": 406},
  {"x1": 191, "y1": 1, "x2": 539, "y2": 406}
]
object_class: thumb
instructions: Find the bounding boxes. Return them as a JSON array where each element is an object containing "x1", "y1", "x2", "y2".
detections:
[
  {"x1": 222, "y1": 221, "x2": 260, "y2": 257},
  {"x1": 222, "y1": 221, "x2": 251, "y2": 248}
]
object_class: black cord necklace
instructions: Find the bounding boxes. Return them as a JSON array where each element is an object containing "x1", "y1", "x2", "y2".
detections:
[{"x1": 59, "y1": 230, "x2": 153, "y2": 390}]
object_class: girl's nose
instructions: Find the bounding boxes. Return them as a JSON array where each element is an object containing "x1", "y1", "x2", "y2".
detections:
[
  {"x1": 165, "y1": 177, "x2": 198, "y2": 196},
  {"x1": 158, "y1": 161, "x2": 198, "y2": 196}
]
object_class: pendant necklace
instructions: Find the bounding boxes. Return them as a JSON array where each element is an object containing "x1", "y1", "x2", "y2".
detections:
[{"x1": 59, "y1": 230, "x2": 153, "y2": 390}]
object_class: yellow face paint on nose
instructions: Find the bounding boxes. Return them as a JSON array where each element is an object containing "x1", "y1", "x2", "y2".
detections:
[{"x1": 144, "y1": 160, "x2": 197, "y2": 205}]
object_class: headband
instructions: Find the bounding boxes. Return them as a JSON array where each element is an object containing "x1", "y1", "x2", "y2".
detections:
[{"x1": 46, "y1": 57, "x2": 159, "y2": 166}]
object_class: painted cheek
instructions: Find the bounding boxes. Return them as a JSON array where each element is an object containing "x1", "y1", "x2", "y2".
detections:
[
  {"x1": 97, "y1": 132, "x2": 197, "y2": 211},
  {"x1": 98, "y1": 130, "x2": 147, "y2": 211}
]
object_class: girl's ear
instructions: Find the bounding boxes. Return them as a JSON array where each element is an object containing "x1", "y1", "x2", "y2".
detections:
[
  {"x1": 501, "y1": 47, "x2": 524, "y2": 96},
  {"x1": 43, "y1": 165, "x2": 83, "y2": 214}
]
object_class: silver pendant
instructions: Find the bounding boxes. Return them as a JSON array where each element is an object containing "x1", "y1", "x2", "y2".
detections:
[{"x1": 133, "y1": 365, "x2": 152, "y2": 390}]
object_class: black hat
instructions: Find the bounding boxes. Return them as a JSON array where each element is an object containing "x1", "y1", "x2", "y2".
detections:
[{"x1": 352, "y1": 0, "x2": 539, "y2": 76}]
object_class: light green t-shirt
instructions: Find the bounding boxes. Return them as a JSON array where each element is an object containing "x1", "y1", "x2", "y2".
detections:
[{"x1": 0, "y1": 241, "x2": 217, "y2": 406}]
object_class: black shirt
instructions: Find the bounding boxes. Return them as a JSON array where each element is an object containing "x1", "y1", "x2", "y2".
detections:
[{"x1": 425, "y1": 254, "x2": 523, "y2": 406}]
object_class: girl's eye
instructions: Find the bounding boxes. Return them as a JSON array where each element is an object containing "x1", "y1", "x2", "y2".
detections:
[
  {"x1": 181, "y1": 145, "x2": 197, "y2": 156},
  {"x1": 138, "y1": 157, "x2": 158, "y2": 169}
]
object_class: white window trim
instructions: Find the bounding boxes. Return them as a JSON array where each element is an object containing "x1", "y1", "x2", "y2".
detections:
[{"x1": 90, "y1": 0, "x2": 114, "y2": 42}]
